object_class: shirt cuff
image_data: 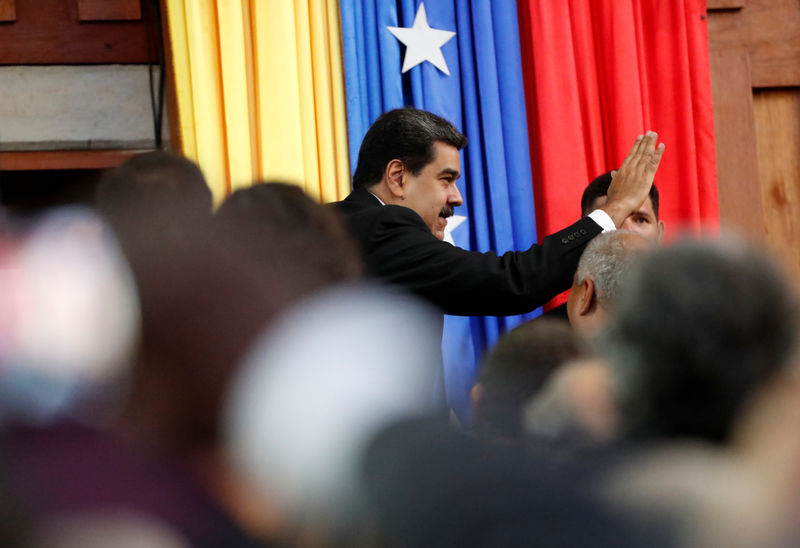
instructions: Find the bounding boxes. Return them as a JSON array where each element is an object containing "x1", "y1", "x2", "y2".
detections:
[{"x1": 587, "y1": 209, "x2": 616, "y2": 233}]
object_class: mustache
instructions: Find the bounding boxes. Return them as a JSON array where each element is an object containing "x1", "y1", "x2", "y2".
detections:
[{"x1": 439, "y1": 206, "x2": 454, "y2": 218}]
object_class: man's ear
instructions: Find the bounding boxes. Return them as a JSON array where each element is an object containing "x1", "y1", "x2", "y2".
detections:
[
  {"x1": 657, "y1": 219, "x2": 666, "y2": 242},
  {"x1": 385, "y1": 159, "x2": 405, "y2": 199},
  {"x1": 577, "y1": 278, "x2": 596, "y2": 316}
]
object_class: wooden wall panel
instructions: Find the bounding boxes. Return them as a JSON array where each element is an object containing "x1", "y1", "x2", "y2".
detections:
[
  {"x1": 708, "y1": 0, "x2": 800, "y2": 87},
  {"x1": 0, "y1": 0, "x2": 15, "y2": 22},
  {"x1": 709, "y1": 46, "x2": 766, "y2": 239},
  {"x1": 78, "y1": 0, "x2": 141, "y2": 21},
  {"x1": 707, "y1": 0, "x2": 744, "y2": 9},
  {"x1": 754, "y1": 89, "x2": 800, "y2": 284},
  {"x1": 0, "y1": 0, "x2": 153, "y2": 64},
  {"x1": 0, "y1": 149, "x2": 147, "y2": 170}
]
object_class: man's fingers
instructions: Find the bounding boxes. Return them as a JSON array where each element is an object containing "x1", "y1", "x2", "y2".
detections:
[
  {"x1": 648, "y1": 142, "x2": 666, "y2": 172},
  {"x1": 619, "y1": 134, "x2": 644, "y2": 172}
]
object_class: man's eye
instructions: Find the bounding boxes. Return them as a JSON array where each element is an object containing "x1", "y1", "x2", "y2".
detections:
[{"x1": 635, "y1": 217, "x2": 650, "y2": 224}]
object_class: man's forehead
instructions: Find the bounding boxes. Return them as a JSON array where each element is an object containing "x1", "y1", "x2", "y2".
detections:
[
  {"x1": 431, "y1": 141, "x2": 461, "y2": 170},
  {"x1": 589, "y1": 194, "x2": 657, "y2": 218}
]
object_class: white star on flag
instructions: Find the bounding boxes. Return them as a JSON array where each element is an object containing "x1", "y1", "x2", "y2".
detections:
[
  {"x1": 387, "y1": 3, "x2": 456, "y2": 75},
  {"x1": 443, "y1": 215, "x2": 467, "y2": 246}
]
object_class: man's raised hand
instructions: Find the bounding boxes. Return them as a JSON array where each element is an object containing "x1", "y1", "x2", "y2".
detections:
[{"x1": 602, "y1": 132, "x2": 665, "y2": 228}]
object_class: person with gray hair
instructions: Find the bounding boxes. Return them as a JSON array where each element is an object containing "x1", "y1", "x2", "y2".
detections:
[
  {"x1": 566, "y1": 230, "x2": 652, "y2": 335},
  {"x1": 601, "y1": 238, "x2": 799, "y2": 444}
]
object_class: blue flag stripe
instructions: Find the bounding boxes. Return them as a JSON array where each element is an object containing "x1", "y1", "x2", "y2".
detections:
[{"x1": 340, "y1": 0, "x2": 540, "y2": 423}]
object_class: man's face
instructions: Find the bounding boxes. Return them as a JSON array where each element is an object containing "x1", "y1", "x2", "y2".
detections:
[
  {"x1": 590, "y1": 195, "x2": 665, "y2": 243},
  {"x1": 401, "y1": 141, "x2": 463, "y2": 240}
]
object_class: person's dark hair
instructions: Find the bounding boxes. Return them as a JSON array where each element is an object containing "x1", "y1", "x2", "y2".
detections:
[
  {"x1": 475, "y1": 318, "x2": 588, "y2": 441},
  {"x1": 122, "y1": 183, "x2": 362, "y2": 455},
  {"x1": 581, "y1": 171, "x2": 660, "y2": 218},
  {"x1": 95, "y1": 151, "x2": 212, "y2": 248},
  {"x1": 601, "y1": 240, "x2": 799, "y2": 444},
  {"x1": 215, "y1": 182, "x2": 363, "y2": 283},
  {"x1": 352, "y1": 107, "x2": 467, "y2": 190}
]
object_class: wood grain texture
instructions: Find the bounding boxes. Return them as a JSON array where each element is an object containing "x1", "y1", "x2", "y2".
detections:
[
  {"x1": 709, "y1": 46, "x2": 766, "y2": 240},
  {"x1": 708, "y1": 0, "x2": 800, "y2": 87},
  {"x1": 0, "y1": 0, "x2": 15, "y2": 22},
  {"x1": 754, "y1": 89, "x2": 800, "y2": 284},
  {"x1": 78, "y1": 0, "x2": 141, "y2": 21},
  {"x1": 0, "y1": 0, "x2": 153, "y2": 63},
  {"x1": 707, "y1": 0, "x2": 745, "y2": 9},
  {"x1": 0, "y1": 149, "x2": 150, "y2": 170}
]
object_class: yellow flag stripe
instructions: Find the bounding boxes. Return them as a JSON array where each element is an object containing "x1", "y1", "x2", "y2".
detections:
[
  {"x1": 163, "y1": 0, "x2": 350, "y2": 203},
  {"x1": 184, "y1": 1, "x2": 229, "y2": 202},
  {"x1": 252, "y1": 1, "x2": 305, "y2": 188},
  {"x1": 328, "y1": 0, "x2": 352, "y2": 201},
  {"x1": 294, "y1": 1, "x2": 321, "y2": 200},
  {"x1": 309, "y1": 0, "x2": 334, "y2": 202},
  {"x1": 163, "y1": 0, "x2": 197, "y2": 159},
  {"x1": 216, "y1": 0, "x2": 253, "y2": 191}
]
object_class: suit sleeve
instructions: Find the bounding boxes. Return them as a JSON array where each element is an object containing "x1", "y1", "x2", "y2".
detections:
[{"x1": 361, "y1": 205, "x2": 603, "y2": 316}]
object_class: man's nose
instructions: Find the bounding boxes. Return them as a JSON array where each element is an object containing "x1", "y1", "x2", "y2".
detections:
[{"x1": 449, "y1": 184, "x2": 463, "y2": 207}]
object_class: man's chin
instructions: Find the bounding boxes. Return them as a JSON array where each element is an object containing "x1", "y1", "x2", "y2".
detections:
[{"x1": 433, "y1": 218, "x2": 450, "y2": 240}]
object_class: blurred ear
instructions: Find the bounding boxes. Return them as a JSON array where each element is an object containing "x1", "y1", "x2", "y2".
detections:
[
  {"x1": 577, "y1": 279, "x2": 596, "y2": 316},
  {"x1": 385, "y1": 159, "x2": 406, "y2": 199},
  {"x1": 657, "y1": 219, "x2": 666, "y2": 242}
]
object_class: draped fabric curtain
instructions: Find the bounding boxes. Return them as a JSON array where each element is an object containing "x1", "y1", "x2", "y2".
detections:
[
  {"x1": 163, "y1": 0, "x2": 718, "y2": 421},
  {"x1": 163, "y1": 0, "x2": 350, "y2": 203},
  {"x1": 517, "y1": 0, "x2": 718, "y2": 239},
  {"x1": 340, "y1": 0, "x2": 539, "y2": 421}
]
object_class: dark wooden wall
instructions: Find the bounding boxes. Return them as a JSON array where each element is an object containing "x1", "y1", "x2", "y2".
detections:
[
  {"x1": 0, "y1": 0, "x2": 155, "y2": 172},
  {"x1": 708, "y1": 0, "x2": 800, "y2": 284}
]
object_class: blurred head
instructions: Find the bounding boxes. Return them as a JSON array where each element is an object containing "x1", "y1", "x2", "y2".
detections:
[
  {"x1": 215, "y1": 182, "x2": 363, "y2": 284},
  {"x1": 95, "y1": 152, "x2": 212, "y2": 249},
  {"x1": 0, "y1": 208, "x2": 138, "y2": 424},
  {"x1": 567, "y1": 230, "x2": 653, "y2": 336},
  {"x1": 224, "y1": 285, "x2": 442, "y2": 538},
  {"x1": 353, "y1": 108, "x2": 468, "y2": 240},
  {"x1": 601, "y1": 239, "x2": 800, "y2": 444},
  {"x1": 120, "y1": 184, "x2": 362, "y2": 456},
  {"x1": 581, "y1": 172, "x2": 664, "y2": 242},
  {"x1": 471, "y1": 318, "x2": 588, "y2": 443},
  {"x1": 524, "y1": 358, "x2": 618, "y2": 445}
]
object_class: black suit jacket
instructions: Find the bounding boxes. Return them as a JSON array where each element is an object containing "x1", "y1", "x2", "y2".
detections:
[{"x1": 334, "y1": 188, "x2": 602, "y2": 316}]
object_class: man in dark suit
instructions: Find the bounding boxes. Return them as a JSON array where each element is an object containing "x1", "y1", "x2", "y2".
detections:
[{"x1": 335, "y1": 107, "x2": 664, "y2": 316}]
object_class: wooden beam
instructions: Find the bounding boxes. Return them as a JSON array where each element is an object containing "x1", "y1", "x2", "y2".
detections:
[
  {"x1": 0, "y1": 0, "x2": 15, "y2": 22},
  {"x1": 707, "y1": 0, "x2": 800, "y2": 87},
  {"x1": 754, "y1": 89, "x2": 800, "y2": 286},
  {"x1": 0, "y1": 149, "x2": 151, "y2": 171},
  {"x1": 707, "y1": 0, "x2": 744, "y2": 10},
  {"x1": 0, "y1": 0, "x2": 152, "y2": 64},
  {"x1": 78, "y1": 0, "x2": 141, "y2": 22},
  {"x1": 709, "y1": 46, "x2": 766, "y2": 240}
]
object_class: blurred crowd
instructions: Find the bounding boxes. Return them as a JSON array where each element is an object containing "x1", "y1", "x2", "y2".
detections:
[{"x1": 0, "y1": 150, "x2": 798, "y2": 548}]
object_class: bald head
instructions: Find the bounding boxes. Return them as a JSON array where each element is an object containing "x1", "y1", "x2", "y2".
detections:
[{"x1": 567, "y1": 230, "x2": 652, "y2": 335}]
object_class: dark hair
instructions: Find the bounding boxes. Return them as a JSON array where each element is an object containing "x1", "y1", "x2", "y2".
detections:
[
  {"x1": 95, "y1": 151, "x2": 212, "y2": 250},
  {"x1": 124, "y1": 183, "x2": 362, "y2": 454},
  {"x1": 352, "y1": 107, "x2": 467, "y2": 190},
  {"x1": 601, "y1": 240, "x2": 799, "y2": 444},
  {"x1": 581, "y1": 171, "x2": 660, "y2": 218},
  {"x1": 215, "y1": 182, "x2": 363, "y2": 283},
  {"x1": 475, "y1": 318, "x2": 588, "y2": 441}
]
